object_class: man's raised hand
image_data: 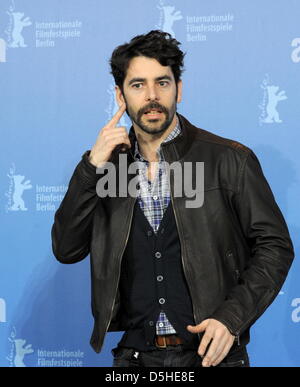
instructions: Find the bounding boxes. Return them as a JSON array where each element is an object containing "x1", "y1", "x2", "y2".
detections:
[{"x1": 89, "y1": 102, "x2": 131, "y2": 168}]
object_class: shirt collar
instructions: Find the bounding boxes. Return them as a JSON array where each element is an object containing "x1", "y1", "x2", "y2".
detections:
[{"x1": 134, "y1": 113, "x2": 181, "y2": 162}]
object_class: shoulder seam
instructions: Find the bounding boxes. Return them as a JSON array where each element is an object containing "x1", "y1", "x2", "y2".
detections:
[{"x1": 193, "y1": 128, "x2": 251, "y2": 155}]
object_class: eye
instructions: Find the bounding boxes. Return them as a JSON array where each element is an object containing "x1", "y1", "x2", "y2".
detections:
[
  {"x1": 159, "y1": 81, "x2": 169, "y2": 87},
  {"x1": 132, "y1": 83, "x2": 142, "y2": 89}
]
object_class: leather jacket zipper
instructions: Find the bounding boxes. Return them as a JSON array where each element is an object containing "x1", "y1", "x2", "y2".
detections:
[
  {"x1": 103, "y1": 148, "x2": 137, "y2": 338},
  {"x1": 161, "y1": 145, "x2": 200, "y2": 328},
  {"x1": 233, "y1": 289, "x2": 274, "y2": 343},
  {"x1": 169, "y1": 192, "x2": 198, "y2": 326},
  {"x1": 103, "y1": 197, "x2": 137, "y2": 337}
]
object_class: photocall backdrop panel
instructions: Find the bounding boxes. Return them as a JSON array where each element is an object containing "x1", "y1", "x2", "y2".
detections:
[{"x1": 0, "y1": 0, "x2": 299, "y2": 367}]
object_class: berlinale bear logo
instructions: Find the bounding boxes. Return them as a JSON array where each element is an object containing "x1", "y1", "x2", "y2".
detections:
[
  {"x1": 263, "y1": 85, "x2": 287, "y2": 124},
  {"x1": 8, "y1": 174, "x2": 32, "y2": 211},
  {"x1": 9, "y1": 11, "x2": 32, "y2": 48},
  {"x1": 0, "y1": 3, "x2": 32, "y2": 62},
  {"x1": 157, "y1": 0, "x2": 183, "y2": 38},
  {"x1": 7, "y1": 328, "x2": 34, "y2": 368},
  {"x1": 259, "y1": 75, "x2": 287, "y2": 125}
]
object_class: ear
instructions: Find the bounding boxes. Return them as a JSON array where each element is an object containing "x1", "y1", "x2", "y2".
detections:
[
  {"x1": 176, "y1": 80, "x2": 183, "y2": 103},
  {"x1": 115, "y1": 85, "x2": 125, "y2": 107}
]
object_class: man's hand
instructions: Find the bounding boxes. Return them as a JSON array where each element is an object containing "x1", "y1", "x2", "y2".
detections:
[
  {"x1": 89, "y1": 102, "x2": 131, "y2": 168},
  {"x1": 187, "y1": 319, "x2": 235, "y2": 367}
]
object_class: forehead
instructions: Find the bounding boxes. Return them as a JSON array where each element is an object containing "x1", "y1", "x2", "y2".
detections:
[{"x1": 125, "y1": 56, "x2": 174, "y2": 81}]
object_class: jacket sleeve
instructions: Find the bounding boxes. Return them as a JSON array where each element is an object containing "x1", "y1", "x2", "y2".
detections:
[
  {"x1": 210, "y1": 149, "x2": 295, "y2": 337},
  {"x1": 51, "y1": 150, "x2": 104, "y2": 264}
]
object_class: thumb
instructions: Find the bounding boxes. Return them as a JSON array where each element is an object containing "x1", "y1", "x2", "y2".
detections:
[{"x1": 186, "y1": 319, "x2": 210, "y2": 333}]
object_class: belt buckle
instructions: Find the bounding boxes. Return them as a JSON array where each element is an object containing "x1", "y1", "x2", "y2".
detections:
[{"x1": 156, "y1": 335, "x2": 167, "y2": 349}]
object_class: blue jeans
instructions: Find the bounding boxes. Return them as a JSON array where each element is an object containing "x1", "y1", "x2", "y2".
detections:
[{"x1": 112, "y1": 345, "x2": 250, "y2": 367}]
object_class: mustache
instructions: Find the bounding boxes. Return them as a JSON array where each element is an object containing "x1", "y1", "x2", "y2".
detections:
[{"x1": 139, "y1": 103, "x2": 168, "y2": 116}]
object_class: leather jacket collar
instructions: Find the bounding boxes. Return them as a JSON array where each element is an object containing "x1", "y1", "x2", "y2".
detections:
[{"x1": 110, "y1": 113, "x2": 197, "y2": 166}]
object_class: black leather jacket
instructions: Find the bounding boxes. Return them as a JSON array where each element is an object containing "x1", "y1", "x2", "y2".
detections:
[{"x1": 51, "y1": 113, "x2": 294, "y2": 353}]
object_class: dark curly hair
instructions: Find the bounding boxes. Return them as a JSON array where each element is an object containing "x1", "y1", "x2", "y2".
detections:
[{"x1": 109, "y1": 30, "x2": 185, "y2": 94}]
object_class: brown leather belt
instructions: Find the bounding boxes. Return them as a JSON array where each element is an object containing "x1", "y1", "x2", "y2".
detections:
[{"x1": 155, "y1": 334, "x2": 184, "y2": 348}]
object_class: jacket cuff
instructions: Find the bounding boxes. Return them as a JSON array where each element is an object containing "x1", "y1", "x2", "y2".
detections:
[
  {"x1": 209, "y1": 307, "x2": 244, "y2": 337},
  {"x1": 75, "y1": 150, "x2": 103, "y2": 187}
]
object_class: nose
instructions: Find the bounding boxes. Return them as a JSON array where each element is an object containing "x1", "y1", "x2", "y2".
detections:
[{"x1": 145, "y1": 83, "x2": 160, "y2": 102}]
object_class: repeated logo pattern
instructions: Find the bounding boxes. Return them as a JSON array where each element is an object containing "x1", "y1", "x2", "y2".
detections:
[{"x1": 0, "y1": 0, "x2": 299, "y2": 367}]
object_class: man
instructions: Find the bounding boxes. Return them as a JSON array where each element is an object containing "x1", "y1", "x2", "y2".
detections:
[{"x1": 51, "y1": 30, "x2": 294, "y2": 367}]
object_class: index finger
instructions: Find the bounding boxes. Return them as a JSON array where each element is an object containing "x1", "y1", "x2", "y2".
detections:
[
  {"x1": 198, "y1": 332, "x2": 212, "y2": 357},
  {"x1": 107, "y1": 103, "x2": 126, "y2": 128},
  {"x1": 201, "y1": 336, "x2": 224, "y2": 366}
]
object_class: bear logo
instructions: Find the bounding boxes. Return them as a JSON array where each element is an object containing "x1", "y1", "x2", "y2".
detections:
[
  {"x1": 263, "y1": 85, "x2": 287, "y2": 123},
  {"x1": 160, "y1": 5, "x2": 182, "y2": 37},
  {"x1": 9, "y1": 174, "x2": 32, "y2": 211},
  {"x1": 10, "y1": 12, "x2": 32, "y2": 48},
  {"x1": 13, "y1": 339, "x2": 34, "y2": 367}
]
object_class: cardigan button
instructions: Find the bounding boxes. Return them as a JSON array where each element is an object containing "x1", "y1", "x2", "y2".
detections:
[
  {"x1": 155, "y1": 251, "x2": 162, "y2": 258},
  {"x1": 147, "y1": 230, "x2": 153, "y2": 236},
  {"x1": 159, "y1": 298, "x2": 165, "y2": 305}
]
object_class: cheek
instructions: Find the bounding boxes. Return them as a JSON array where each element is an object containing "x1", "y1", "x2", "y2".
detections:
[
  {"x1": 125, "y1": 101, "x2": 141, "y2": 118},
  {"x1": 123, "y1": 94, "x2": 140, "y2": 110}
]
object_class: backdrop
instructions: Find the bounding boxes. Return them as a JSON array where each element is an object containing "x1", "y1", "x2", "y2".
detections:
[{"x1": 0, "y1": 0, "x2": 299, "y2": 367}]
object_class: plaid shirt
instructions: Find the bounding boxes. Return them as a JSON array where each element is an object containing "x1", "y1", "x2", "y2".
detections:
[{"x1": 133, "y1": 114, "x2": 181, "y2": 335}]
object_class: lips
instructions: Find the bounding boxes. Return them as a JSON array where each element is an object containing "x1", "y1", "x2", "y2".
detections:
[
  {"x1": 144, "y1": 108, "x2": 162, "y2": 115},
  {"x1": 144, "y1": 111, "x2": 163, "y2": 119}
]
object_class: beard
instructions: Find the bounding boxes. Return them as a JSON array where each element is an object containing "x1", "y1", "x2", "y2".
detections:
[{"x1": 123, "y1": 95, "x2": 177, "y2": 136}]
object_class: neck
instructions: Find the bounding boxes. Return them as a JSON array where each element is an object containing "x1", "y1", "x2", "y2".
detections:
[{"x1": 133, "y1": 114, "x2": 178, "y2": 162}]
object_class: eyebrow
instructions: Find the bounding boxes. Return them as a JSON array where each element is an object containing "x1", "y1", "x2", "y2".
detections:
[{"x1": 128, "y1": 75, "x2": 173, "y2": 86}]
